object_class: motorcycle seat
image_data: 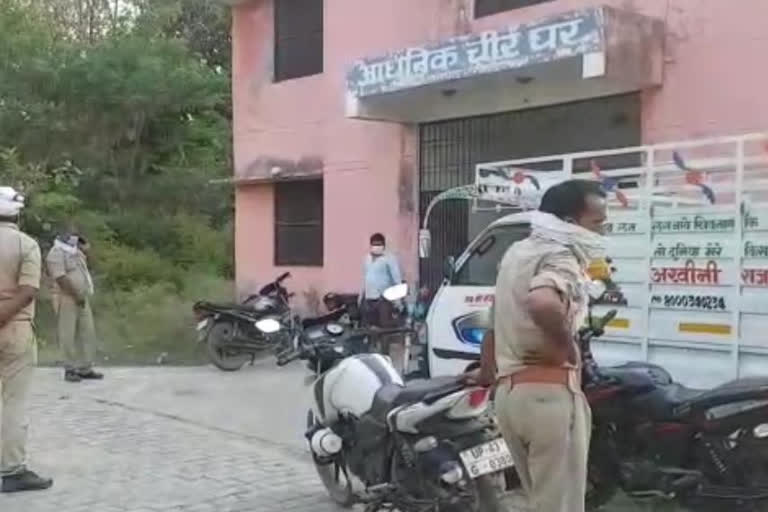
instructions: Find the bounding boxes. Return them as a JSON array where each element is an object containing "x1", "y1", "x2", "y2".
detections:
[
  {"x1": 674, "y1": 376, "x2": 768, "y2": 415},
  {"x1": 369, "y1": 377, "x2": 464, "y2": 423},
  {"x1": 642, "y1": 384, "x2": 706, "y2": 420},
  {"x1": 195, "y1": 301, "x2": 256, "y2": 313},
  {"x1": 301, "y1": 308, "x2": 347, "y2": 329}
]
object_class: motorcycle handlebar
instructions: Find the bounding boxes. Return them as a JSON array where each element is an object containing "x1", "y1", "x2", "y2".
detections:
[
  {"x1": 596, "y1": 309, "x2": 617, "y2": 330},
  {"x1": 277, "y1": 272, "x2": 291, "y2": 284}
]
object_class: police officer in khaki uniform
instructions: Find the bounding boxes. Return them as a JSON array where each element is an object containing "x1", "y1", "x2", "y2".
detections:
[
  {"x1": 0, "y1": 186, "x2": 53, "y2": 493},
  {"x1": 470, "y1": 180, "x2": 608, "y2": 512},
  {"x1": 46, "y1": 227, "x2": 103, "y2": 383}
]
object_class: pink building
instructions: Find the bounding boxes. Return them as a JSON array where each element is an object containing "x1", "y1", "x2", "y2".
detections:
[{"x1": 224, "y1": 0, "x2": 768, "y2": 309}]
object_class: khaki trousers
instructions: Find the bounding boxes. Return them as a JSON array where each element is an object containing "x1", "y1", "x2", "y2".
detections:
[
  {"x1": 495, "y1": 381, "x2": 592, "y2": 512},
  {"x1": 54, "y1": 294, "x2": 96, "y2": 371},
  {"x1": 0, "y1": 321, "x2": 36, "y2": 476}
]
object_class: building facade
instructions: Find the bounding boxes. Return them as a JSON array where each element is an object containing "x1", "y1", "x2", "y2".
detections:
[{"x1": 228, "y1": 0, "x2": 768, "y2": 308}]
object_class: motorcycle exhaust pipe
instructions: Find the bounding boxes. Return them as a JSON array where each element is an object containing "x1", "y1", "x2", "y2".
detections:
[{"x1": 310, "y1": 428, "x2": 343, "y2": 458}]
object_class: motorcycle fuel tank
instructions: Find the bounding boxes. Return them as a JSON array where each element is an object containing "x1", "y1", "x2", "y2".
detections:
[{"x1": 312, "y1": 354, "x2": 403, "y2": 425}]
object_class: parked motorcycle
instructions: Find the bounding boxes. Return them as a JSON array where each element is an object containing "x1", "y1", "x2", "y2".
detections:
[
  {"x1": 580, "y1": 308, "x2": 768, "y2": 511},
  {"x1": 257, "y1": 283, "x2": 512, "y2": 512},
  {"x1": 193, "y1": 272, "x2": 293, "y2": 371}
]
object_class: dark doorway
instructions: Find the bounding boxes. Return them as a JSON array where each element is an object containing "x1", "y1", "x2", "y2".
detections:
[{"x1": 418, "y1": 93, "x2": 641, "y2": 290}]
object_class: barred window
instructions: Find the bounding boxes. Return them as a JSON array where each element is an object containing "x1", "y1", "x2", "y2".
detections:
[
  {"x1": 274, "y1": 180, "x2": 323, "y2": 266},
  {"x1": 274, "y1": 0, "x2": 323, "y2": 81}
]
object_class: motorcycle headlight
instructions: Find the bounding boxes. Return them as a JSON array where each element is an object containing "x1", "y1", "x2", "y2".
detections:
[
  {"x1": 255, "y1": 318, "x2": 281, "y2": 334},
  {"x1": 325, "y1": 323, "x2": 344, "y2": 336}
]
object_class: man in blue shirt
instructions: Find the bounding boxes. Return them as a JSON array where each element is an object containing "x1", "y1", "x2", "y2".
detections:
[{"x1": 362, "y1": 233, "x2": 404, "y2": 368}]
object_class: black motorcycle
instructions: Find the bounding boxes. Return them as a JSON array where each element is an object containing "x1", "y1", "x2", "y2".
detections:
[
  {"x1": 581, "y1": 309, "x2": 768, "y2": 511},
  {"x1": 193, "y1": 272, "x2": 293, "y2": 371},
  {"x1": 259, "y1": 284, "x2": 511, "y2": 512}
]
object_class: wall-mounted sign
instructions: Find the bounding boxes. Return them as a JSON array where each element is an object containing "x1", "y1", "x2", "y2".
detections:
[
  {"x1": 604, "y1": 220, "x2": 646, "y2": 235},
  {"x1": 653, "y1": 242, "x2": 727, "y2": 260},
  {"x1": 743, "y1": 208, "x2": 768, "y2": 232},
  {"x1": 652, "y1": 215, "x2": 736, "y2": 234},
  {"x1": 650, "y1": 260, "x2": 722, "y2": 285},
  {"x1": 744, "y1": 240, "x2": 768, "y2": 258},
  {"x1": 742, "y1": 268, "x2": 768, "y2": 286},
  {"x1": 650, "y1": 293, "x2": 728, "y2": 312},
  {"x1": 346, "y1": 8, "x2": 604, "y2": 98}
]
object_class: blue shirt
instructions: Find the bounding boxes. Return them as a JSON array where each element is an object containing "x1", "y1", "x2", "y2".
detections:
[{"x1": 363, "y1": 252, "x2": 402, "y2": 300}]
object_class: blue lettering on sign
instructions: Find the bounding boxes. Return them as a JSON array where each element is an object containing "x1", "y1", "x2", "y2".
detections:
[{"x1": 346, "y1": 8, "x2": 604, "y2": 98}]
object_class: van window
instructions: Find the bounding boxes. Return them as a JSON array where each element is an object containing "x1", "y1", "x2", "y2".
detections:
[{"x1": 453, "y1": 224, "x2": 531, "y2": 286}]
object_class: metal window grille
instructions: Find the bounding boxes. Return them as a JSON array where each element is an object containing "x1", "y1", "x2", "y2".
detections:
[
  {"x1": 418, "y1": 94, "x2": 641, "y2": 290},
  {"x1": 274, "y1": 0, "x2": 324, "y2": 82},
  {"x1": 275, "y1": 179, "x2": 324, "y2": 266}
]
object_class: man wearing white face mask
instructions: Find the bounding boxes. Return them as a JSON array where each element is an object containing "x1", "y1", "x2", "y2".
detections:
[
  {"x1": 361, "y1": 233, "x2": 404, "y2": 368},
  {"x1": 46, "y1": 225, "x2": 102, "y2": 383},
  {"x1": 484, "y1": 180, "x2": 608, "y2": 512}
]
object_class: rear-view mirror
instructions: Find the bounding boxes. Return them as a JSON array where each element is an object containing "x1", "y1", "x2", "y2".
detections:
[{"x1": 419, "y1": 228, "x2": 431, "y2": 259}]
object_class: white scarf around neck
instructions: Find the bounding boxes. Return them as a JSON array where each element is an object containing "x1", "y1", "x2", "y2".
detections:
[
  {"x1": 54, "y1": 238, "x2": 79, "y2": 255},
  {"x1": 530, "y1": 210, "x2": 607, "y2": 263}
]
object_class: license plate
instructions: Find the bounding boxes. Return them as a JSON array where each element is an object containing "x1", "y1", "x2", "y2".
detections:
[
  {"x1": 196, "y1": 320, "x2": 209, "y2": 331},
  {"x1": 459, "y1": 438, "x2": 514, "y2": 479}
]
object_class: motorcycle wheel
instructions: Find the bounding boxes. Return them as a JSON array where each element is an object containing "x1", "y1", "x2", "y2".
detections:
[
  {"x1": 206, "y1": 321, "x2": 250, "y2": 372},
  {"x1": 307, "y1": 410, "x2": 355, "y2": 508}
]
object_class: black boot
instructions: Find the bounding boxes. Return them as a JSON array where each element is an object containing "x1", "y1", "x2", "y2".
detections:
[
  {"x1": 1, "y1": 470, "x2": 53, "y2": 493},
  {"x1": 78, "y1": 368, "x2": 103, "y2": 380},
  {"x1": 64, "y1": 369, "x2": 81, "y2": 382}
]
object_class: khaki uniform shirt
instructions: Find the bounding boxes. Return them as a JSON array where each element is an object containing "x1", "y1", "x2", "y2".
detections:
[
  {"x1": 494, "y1": 237, "x2": 589, "y2": 377},
  {"x1": 0, "y1": 222, "x2": 41, "y2": 321},
  {"x1": 46, "y1": 243, "x2": 93, "y2": 300}
]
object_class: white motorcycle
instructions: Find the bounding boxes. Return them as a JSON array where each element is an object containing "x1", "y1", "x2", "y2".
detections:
[{"x1": 258, "y1": 284, "x2": 512, "y2": 512}]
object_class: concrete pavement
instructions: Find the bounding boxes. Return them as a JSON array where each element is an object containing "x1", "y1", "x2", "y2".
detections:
[{"x1": 0, "y1": 363, "x2": 660, "y2": 511}]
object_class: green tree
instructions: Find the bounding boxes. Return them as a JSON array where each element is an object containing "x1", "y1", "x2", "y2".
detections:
[{"x1": 0, "y1": 0, "x2": 235, "y2": 364}]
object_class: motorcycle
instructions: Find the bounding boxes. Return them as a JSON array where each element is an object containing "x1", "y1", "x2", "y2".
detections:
[
  {"x1": 580, "y1": 307, "x2": 768, "y2": 511},
  {"x1": 193, "y1": 272, "x2": 293, "y2": 371},
  {"x1": 257, "y1": 283, "x2": 512, "y2": 512}
]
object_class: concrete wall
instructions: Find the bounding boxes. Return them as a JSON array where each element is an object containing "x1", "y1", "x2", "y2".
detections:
[{"x1": 231, "y1": 0, "x2": 768, "y2": 306}]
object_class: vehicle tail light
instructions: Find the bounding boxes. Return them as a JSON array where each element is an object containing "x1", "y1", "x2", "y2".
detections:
[{"x1": 445, "y1": 388, "x2": 490, "y2": 420}]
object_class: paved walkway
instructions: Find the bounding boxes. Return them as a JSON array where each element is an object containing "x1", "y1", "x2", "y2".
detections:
[{"x1": 0, "y1": 365, "x2": 660, "y2": 512}]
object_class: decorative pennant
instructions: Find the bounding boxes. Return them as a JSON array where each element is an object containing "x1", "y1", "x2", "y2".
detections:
[
  {"x1": 591, "y1": 160, "x2": 628, "y2": 207},
  {"x1": 672, "y1": 151, "x2": 716, "y2": 204},
  {"x1": 511, "y1": 169, "x2": 541, "y2": 190}
]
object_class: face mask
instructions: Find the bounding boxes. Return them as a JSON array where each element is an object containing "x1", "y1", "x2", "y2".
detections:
[{"x1": 370, "y1": 245, "x2": 385, "y2": 256}]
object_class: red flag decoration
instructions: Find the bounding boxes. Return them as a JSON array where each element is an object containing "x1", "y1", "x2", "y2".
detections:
[
  {"x1": 672, "y1": 151, "x2": 715, "y2": 204},
  {"x1": 511, "y1": 169, "x2": 541, "y2": 190},
  {"x1": 591, "y1": 160, "x2": 629, "y2": 207}
]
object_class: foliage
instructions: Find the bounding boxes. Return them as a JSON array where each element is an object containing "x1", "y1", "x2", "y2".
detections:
[{"x1": 0, "y1": 0, "x2": 236, "y2": 364}]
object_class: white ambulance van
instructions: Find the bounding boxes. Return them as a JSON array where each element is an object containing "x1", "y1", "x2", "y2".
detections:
[{"x1": 423, "y1": 133, "x2": 768, "y2": 389}]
